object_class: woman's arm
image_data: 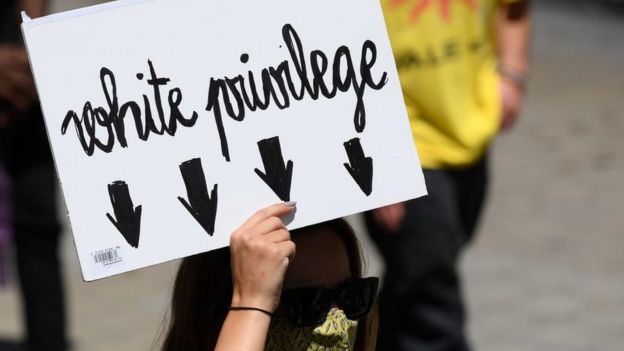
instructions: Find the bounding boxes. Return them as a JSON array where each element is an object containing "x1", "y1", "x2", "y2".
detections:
[
  {"x1": 214, "y1": 202, "x2": 296, "y2": 351},
  {"x1": 496, "y1": 0, "x2": 531, "y2": 131}
]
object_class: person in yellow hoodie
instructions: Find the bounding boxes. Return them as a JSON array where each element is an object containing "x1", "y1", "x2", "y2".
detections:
[{"x1": 365, "y1": 0, "x2": 531, "y2": 350}]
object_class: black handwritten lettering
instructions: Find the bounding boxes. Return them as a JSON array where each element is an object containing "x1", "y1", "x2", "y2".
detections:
[
  {"x1": 61, "y1": 25, "x2": 388, "y2": 162},
  {"x1": 310, "y1": 50, "x2": 337, "y2": 98},
  {"x1": 206, "y1": 78, "x2": 230, "y2": 161},
  {"x1": 207, "y1": 24, "x2": 388, "y2": 161},
  {"x1": 61, "y1": 60, "x2": 198, "y2": 156}
]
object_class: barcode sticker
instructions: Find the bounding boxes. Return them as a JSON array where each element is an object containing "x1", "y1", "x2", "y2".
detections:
[{"x1": 91, "y1": 247, "x2": 123, "y2": 268}]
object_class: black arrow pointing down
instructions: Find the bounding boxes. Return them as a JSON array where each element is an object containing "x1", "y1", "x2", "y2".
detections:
[
  {"x1": 254, "y1": 136, "x2": 294, "y2": 202},
  {"x1": 343, "y1": 137, "x2": 373, "y2": 196},
  {"x1": 106, "y1": 181, "x2": 142, "y2": 248},
  {"x1": 178, "y1": 158, "x2": 218, "y2": 235}
]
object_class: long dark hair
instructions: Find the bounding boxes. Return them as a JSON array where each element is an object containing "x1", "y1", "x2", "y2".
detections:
[{"x1": 160, "y1": 218, "x2": 377, "y2": 351}]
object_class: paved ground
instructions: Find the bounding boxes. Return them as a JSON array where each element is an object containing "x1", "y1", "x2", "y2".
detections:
[
  {"x1": 1, "y1": 1, "x2": 623, "y2": 350},
  {"x1": 463, "y1": 3, "x2": 624, "y2": 350}
]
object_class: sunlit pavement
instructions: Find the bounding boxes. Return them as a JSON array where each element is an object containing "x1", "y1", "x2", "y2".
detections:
[
  {"x1": 464, "y1": 2, "x2": 624, "y2": 350},
  {"x1": 1, "y1": 1, "x2": 623, "y2": 350}
]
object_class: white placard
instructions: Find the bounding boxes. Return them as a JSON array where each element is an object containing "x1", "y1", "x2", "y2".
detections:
[{"x1": 22, "y1": 0, "x2": 426, "y2": 281}]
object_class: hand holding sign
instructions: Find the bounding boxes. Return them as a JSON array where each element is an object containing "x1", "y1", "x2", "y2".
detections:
[{"x1": 230, "y1": 203, "x2": 297, "y2": 313}]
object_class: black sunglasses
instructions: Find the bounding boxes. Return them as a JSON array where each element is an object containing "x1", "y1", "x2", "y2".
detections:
[{"x1": 279, "y1": 277, "x2": 379, "y2": 327}]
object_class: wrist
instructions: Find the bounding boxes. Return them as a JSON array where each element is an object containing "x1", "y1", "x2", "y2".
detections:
[
  {"x1": 231, "y1": 291, "x2": 278, "y2": 313},
  {"x1": 498, "y1": 63, "x2": 529, "y2": 92},
  {"x1": 229, "y1": 306, "x2": 274, "y2": 319}
]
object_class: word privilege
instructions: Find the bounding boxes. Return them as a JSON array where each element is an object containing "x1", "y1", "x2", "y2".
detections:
[{"x1": 61, "y1": 24, "x2": 388, "y2": 161}]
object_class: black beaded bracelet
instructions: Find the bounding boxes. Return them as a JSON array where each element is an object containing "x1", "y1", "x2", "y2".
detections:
[{"x1": 229, "y1": 306, "x2": 274, "y2": 318}]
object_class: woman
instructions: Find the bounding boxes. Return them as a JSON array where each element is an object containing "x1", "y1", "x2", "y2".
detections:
[{"x1": 161, "y1": 202, "x2": 378, "y2": 350}]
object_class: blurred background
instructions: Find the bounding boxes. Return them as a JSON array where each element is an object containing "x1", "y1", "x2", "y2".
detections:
[{"x1": 1, "y1": 0, "x2": 623, "y2": 350}]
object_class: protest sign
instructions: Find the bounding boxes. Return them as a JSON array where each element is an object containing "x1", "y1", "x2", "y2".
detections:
[{"x1": 22, "y1": 0, "x2": 427, "y2": 281}]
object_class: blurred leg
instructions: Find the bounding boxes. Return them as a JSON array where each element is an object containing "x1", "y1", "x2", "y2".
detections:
[
  {"x1": 365, "y1": 210, "x2": 401, "y2": 350},
  {"x1": 12, "y1": 162, "x2": 67, "y2": 351},
  {"x1": 456, "y1": 157, "x2": 488, "y2": 243},
  {"x1": 368, "y1": 158, "x2": 487, "y2": 351}
]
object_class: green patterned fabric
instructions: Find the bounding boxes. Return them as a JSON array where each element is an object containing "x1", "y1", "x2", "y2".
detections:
[{"x1": 265, "y1": 308, "x2": 358, "y2": 351}]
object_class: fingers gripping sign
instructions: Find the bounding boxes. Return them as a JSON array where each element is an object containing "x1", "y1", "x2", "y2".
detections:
[{"x1": 229, "y1": 202, "x2": 297, "y2": 313}]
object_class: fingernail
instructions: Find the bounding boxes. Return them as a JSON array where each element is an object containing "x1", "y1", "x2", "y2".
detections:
[{"x1": 284, "y1": 201, "x2": 297, "y2": 208}]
